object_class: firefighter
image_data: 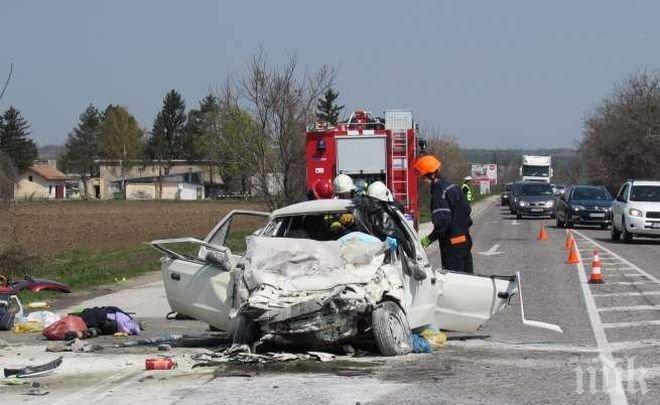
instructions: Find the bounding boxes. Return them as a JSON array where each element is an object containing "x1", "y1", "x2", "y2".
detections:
[
  {"x1": 462, "y1": 176, "x2": 474, "y2": 203},
  {"x1": 366, "y1": 181, "x2": 394, "y2": 202},
  {"x1": 333, "y1": 174, "x2": 356, "y2": 199},
  {"x1": 415, "y1": 155, "x2": 474, "y2": 274}
]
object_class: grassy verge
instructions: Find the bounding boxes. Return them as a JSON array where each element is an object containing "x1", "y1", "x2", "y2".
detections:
[{"x1": 16, "y1": 246, "x2": 160, "y2": 303}]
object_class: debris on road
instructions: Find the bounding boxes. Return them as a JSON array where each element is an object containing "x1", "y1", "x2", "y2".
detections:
[
  {"x1": 191, "y1": 345, "x2": 337, "y2": 367},
  {"x1": 145, "y1": 357, "x2": 176, "y2": 370},
  {"x1": 3, "y1": 356, "x2": 63, "y2": 378}
]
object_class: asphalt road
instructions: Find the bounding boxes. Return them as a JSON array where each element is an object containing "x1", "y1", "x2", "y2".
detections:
[{"x1": 2, "y1": 197, "x2": 658, "y2": 404}]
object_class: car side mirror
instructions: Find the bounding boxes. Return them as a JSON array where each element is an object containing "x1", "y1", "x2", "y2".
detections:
[{"x1": 204, "y1": 249, "x2": 232, "y2": 271}]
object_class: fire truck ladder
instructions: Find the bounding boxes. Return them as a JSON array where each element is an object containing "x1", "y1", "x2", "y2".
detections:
[{"x1": 391, "y1": 131, "x2": 410, "y2": 208}]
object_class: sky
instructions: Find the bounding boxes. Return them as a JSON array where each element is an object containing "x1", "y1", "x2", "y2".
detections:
[{"x1": 1, "y1": 0, "x2": 660, "y2": 149}]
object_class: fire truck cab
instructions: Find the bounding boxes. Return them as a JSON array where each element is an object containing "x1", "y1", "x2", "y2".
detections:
[{"x1": 305, "y1": 109, "x2": 422, "y2": 226}]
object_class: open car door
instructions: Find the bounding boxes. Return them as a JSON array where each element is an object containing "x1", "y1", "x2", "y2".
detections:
[{"x1": 150, "y1": 210, "x2": 270, "y2": 332}]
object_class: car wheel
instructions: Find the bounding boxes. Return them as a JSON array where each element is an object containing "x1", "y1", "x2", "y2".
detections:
[
  {"x1": 600, "y1": 224, "x2": 609, "y2": 230},
  {"x1": 621, "y1": 217, "x2": 633, "y2": 243},
  {"x1": 610, "y1": 222, "x2": 621, "y2": 241},
  {"x1": 372, "y1": 301, "x2": 412, "y2": 356}
]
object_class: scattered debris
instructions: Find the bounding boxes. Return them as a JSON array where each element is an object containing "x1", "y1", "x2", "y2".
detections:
[
  {"x1": 145, "y1": 358, "x2": 176, "y2": 370},
  {"x1": 3, "y1": 356, "x2": 63, "y2": 378},
  {"x1": 21, "y1": 389, "x2": 50, "y2": 396},
  {"x1": 191, "y1": 347, "x2": 337, "y2": 367},
  {"x1": 157, "y1": 344, "x2": 172, "y2": 352}
]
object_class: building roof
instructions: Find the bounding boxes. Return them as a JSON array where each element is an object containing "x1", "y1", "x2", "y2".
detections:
[{"x1": 29, "y1": 164, "x2": 66, "y2": 181}]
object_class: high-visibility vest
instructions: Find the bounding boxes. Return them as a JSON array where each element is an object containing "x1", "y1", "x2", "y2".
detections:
[{"x1": 461, "y1": 183, "x2": 473, "y2": 202}]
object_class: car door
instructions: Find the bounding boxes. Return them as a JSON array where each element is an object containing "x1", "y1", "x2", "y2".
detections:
[
  {"x1": 612, "y1": 183, "x2": 629, "y2": 229},
  {"x1": 152, "y1": 210, "x2": 270, "y2": 331}
]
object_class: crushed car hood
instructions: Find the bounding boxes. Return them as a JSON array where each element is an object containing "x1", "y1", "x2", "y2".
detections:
[{"x1": 241, "y1": 237, "x2": 388, "y2": 292}]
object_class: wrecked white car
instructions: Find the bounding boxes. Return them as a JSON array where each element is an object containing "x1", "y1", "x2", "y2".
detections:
[{"x1": 151, "y1": 198, "x2": 560, "y2": 356}]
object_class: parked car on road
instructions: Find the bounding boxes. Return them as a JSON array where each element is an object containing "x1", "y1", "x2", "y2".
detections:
[
  {"x1": 611, "y1": 180, "x2": 660, "y2": 242},
  {"x1": 555, "y1": 185, "x2": 612, "y2": 229},
  {"x1": 150, "y1": 198, "x2": 559, "y2": 355},
  {"x1": 514, "y1": 182, "x2": 556, "y2": 219},
  {"x1": 501, "y1": 182, "x2": 514, "y2": 206}
]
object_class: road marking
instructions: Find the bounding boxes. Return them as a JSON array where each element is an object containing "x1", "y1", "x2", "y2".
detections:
[
  {"x1": 598, "y1": 305, "x2": 660, "y2": 312},
  {"x1": 602, "y1": 319, "x2": 660, "y2": 329},
  {"x1": 609, "y1": 339, "x2": 660, "y2": 351},
  {"x1": 572, "y1": 241, "x2": 629, "y2": 405},
  {"x1": 478, "y1": 243, "x2": 502, "y2": 256},
  {"x1": 572, "y1": 230, "x2": 660, "y2": 285},
  {"x1": 511, "y1": 219, "x2": 519, "y2": 225},
  {"x1": 592, "y1": 291, "x2": 660, "y2": 298}
]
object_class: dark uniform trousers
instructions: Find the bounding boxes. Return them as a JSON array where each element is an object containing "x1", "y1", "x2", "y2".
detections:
[{"x1": 439, "y1": 234, "x2": 474, "y2": 274}]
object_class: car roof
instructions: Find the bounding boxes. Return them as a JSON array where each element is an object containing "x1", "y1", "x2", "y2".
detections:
[
  {"x1": 271, "y1": 199, "x2": 354, "y2": 217},
  {"x1": 630, "y1": 180, "x2": 660, "y2": 187}
]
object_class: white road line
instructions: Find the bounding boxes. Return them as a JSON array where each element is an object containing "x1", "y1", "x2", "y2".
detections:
[
  {"x1": 572, "y1": 241, "x2": 629, "y2": 405},
  {"x1": 592, "y1": 291, "x2": 660, "y2": 298},
  {"x1": 609, "y1": 339, "x2": 660, "y2": 351},
  {"x1": 478, "y1": 243, "x2": 502, "y2": 256},
  {"x1": 608, "y1": 281, "x2": 658, "y2": 286},
  {"x1": 598, "y1": 305, "x2": 660, "y2": 312},
  {"x1": 572, "y1": 230, "x2": 660, "y2": 285},
  {"x1": 602, "y1": 320, "x2": 660, "y2": 329}
]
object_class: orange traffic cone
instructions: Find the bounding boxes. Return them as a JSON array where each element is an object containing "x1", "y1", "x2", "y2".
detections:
[
  {"x1": 538, "y1": 224, "x2": 548, "y2": 241},
  {"x1": 589, "y1": 249, "x2": 604, "y2": 284},
  {"x1": 564, "y1": 230, "x2": 574, "y2": 250},
  {"x1": 567, "y1": 240, "x2": 580, "y2": 264}
]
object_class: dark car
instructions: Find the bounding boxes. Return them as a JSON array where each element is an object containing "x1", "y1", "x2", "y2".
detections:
[
  {"x1": 501, "y1": 182, "x2": 514, "y2": 206},
  {"x1": 555, "y1": 185, "x2": 613, "y2": 229},
  {"x1": 514, "y1": 182, "x2": 555, "y2": 219},
  {"x1": 508, "y1": 182, "x2": 522, "y2": 214}
]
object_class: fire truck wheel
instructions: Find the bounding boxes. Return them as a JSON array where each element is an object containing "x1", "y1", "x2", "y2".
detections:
[{"x1": 372, "y1": 301, "x2": 412, "y2": 356}]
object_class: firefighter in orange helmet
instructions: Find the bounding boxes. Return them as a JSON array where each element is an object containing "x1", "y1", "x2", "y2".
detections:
[{"x1": 414, "y1": 155, "x2": 473, "y2": 274}]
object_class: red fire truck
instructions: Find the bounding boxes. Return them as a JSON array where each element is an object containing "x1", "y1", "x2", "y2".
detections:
[{"x1": 305, "y1": 109, "x2": 424, "y2": 226}]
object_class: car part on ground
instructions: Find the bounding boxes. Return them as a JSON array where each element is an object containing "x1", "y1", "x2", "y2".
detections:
[{"x1": 3, "y1": 356, "x2": 63, "y2": 378}]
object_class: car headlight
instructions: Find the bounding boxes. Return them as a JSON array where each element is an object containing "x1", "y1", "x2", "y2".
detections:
[
  {"x1": 519, "y1": 201, "x2": 528, "y2": 207},
  {"x1": 573, "y1": 205, "x2": 586, "y2": 211},
  {"x1": 546, "y1": 200, "x2": 554, "y2": 207},
  {"x1": 605, "y1": 206, "x2": 612, "y2": 211},
  {"x1": 628, "y1": 208, "x2": 643, "y2": 217}
]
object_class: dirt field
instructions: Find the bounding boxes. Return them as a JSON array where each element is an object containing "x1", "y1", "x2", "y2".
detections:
[{"x1": 0, "y1": 200, "x2": 264, "y2": 255}]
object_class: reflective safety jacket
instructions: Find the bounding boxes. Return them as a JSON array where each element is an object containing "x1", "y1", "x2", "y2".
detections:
[
  {"x1": 461, "y1": 183, "x2": 473, "y2": 202},
  {"x1": 428, "y1": 178, "x2": 473, "y2": 244}
]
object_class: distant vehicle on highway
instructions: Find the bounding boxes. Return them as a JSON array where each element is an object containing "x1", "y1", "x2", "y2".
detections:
[
  {"x1": 520, "y1": 155, "x2": 552, "y2": 183},
  {"x1": 555, "y1": 185, "x2": 612, "y2": 229},
  {"x1": 508, "y1": 181, "x2": 522, "y2": 214},
  {"x1": 611, "y1": 180, "x2": 660, "y2": 242},
  {"x1": 501, "y1": 182, "x2": 514, "y2": 206},
  {"x1": 513, "y1": 182, "x2": 555, "y2": 219},
  {"x1": 552, "y1": 184, "x2": 567, "y2": 196}
]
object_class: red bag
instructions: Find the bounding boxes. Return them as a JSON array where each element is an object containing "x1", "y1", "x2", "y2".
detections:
[{"x1": 43, "y1": 315, "x2": 87, "y2": 340}]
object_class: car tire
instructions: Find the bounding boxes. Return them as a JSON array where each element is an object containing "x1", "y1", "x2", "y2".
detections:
[
  {"x1": 372, "y1": 301, "x2": 412, "y2": 356},
  {"x1": 600, "y1": 224, "x2": 609, "y2": 230},
  {"x1": 621, "y1": 217, "x2": 633, "y2": 243},
  {"x1": 611, "y1": 223, "x2": 621, "y2": 241}
]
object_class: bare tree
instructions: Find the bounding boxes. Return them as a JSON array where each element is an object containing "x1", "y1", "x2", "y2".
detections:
[
  {"x1": 580, "y1": 72, "x2": 660, "y2": 190},
  {"x1": 232, "y1": 49, "x2": 335, "y2": 209}
]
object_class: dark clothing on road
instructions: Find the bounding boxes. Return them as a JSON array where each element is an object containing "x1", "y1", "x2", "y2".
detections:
[{"x1": 428, "y1": 178, "x2": 474, "y2": 273}]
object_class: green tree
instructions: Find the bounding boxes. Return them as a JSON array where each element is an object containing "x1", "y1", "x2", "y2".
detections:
[
  {"x1": 0, "y1": 106, "x2": 37, "y2": 173},
  {"x1": 99, "y1": 105, "x2": 143, "y2": 197},
  {"x1": 60, "y1": 104, "x2": 102, "y2": 198},
  {"x1": 315, "y1": 88, "x2": 344, "y2": 125},
  {"x1": 183, "y1": 93, "x2": 220, "y2": 161},
  {"x1": 147, "y1": 89, "x2": 186, "y2": 165}
]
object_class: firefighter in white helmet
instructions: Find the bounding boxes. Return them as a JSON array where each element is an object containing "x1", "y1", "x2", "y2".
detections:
[
  {"x1": 333, "y1": 174, "x2": 356, "y2": 199},
  {"x1": 366, "y1": 181, "x2": 394, "y2": 202}
]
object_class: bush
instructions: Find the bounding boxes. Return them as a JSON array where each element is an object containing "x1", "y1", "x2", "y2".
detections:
[{"x1": 0, "y1": 245, "x2": 45, "y2": 280}]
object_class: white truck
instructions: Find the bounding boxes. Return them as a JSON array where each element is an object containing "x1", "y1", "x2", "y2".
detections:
[{"x1": 520, "y1": 155, "x2": 552, "y2": 183}]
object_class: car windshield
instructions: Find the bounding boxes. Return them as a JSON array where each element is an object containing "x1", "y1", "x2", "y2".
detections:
[
  {"x1": 522, "y1": 165, "x2": 549, "y2": 177},
  {"x1": 265, "y1": 212, "x2": 363, "y2": 241},
  {"x1": 630, "y1": 186, "x2": 660, "y2": 202},
  {"x1": 521, "y1": 183, "x2": 553, "y2": 196},
  {"x1": 504, "y1": 185, "x2": 513, "y2": 192},
  {"x1": 572, "y1": 187, "x2": 610, "y2": 201}
]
